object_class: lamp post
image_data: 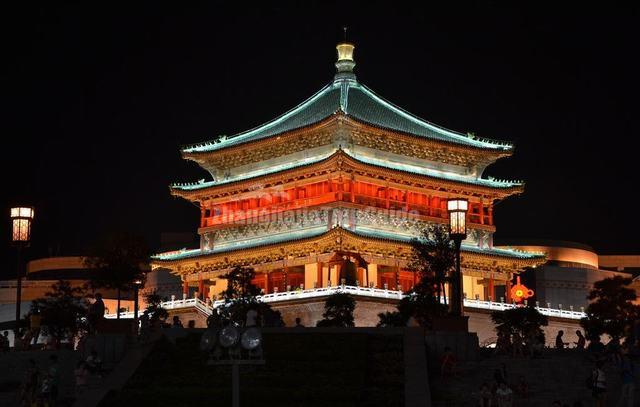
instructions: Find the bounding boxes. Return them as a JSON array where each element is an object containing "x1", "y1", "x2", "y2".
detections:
[
  {"x1": 10, "y1": 206, "x2": 35, "y2": 336},
  {"x1": 133, "y1": 279, "x2": 142, "y2": 329},
  {"x1": 447, "y1": 198, "x2": 467, "y2": 317}
]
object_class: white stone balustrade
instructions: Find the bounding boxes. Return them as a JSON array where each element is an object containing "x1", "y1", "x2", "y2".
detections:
[{"x1": 105, "y1": 285, "x2": 586, "y2": 321}]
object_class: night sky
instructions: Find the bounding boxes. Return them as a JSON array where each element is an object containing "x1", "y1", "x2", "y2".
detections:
[{"x1": 2, "y1": 3, "x2": 639, "y2": 278}]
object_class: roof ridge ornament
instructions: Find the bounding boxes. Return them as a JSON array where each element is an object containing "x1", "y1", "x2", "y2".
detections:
[{"x1": 335, "y1": 41, "x2": 356, "y2": 81}]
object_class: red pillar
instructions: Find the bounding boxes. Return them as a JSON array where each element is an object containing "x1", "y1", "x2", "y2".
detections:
[
  {"x1": 182, "y1": 280, "x2": 189, "y2": 298},
  {"x1": 284, "y1": 265, "x2": 289, "y2": 290},
  {"x1": 506, "y1": 278, "x2": 512, "y2": 303},
  {"x1": 488, "y1": 277, "x2": 495, "y2": 301},
  {"x1": 198, "y1": 277, "x2": 204, "y2": 300},
  {"x1": 317, "y1": 262, "x2": 323, "y2": 288}
]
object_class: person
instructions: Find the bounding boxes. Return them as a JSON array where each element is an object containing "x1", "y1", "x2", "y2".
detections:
[
  {"x1": 187, "y1": 320, "x2": 196, "y2": 328},
  {"x1": 439, "y1": 346, "x2": 457, "y2": 378},
  {"x1": 88, "y1": 293, "x2": 105, "y2": 334},
  {"x1": 606, "y1": 337, "x2": 622, "y2": 365},
  {"x1": 512, "y1": 331, "x2": 524, "y2": 357},
  {"x1": 478, "y1": 382, "x2": 492, "y2": 407},
  {"x1": 14, "y1": 329, "x2": 24, "y2": 350},
  {"x1": 74, "y1": 361, "x2": 90, "y2": 397},
  {"x1": 172, "y1": 315, "x2": 184, "y2": 328},
  {"x1": 21, "y1": 330, "x2": 33, "y2": 351},
  {"x1": 0, "y1": 331, "x2": 9, "y2": 352},
  {"x1": 575, "y1": 330, "x2": 586, "y2": 350},
  {"x1": 19, "y1": 359, "x2": 39, "y2": 407},
  {"x1": 29, "y1": 309, "x2": 42, "y2": 346},
  {"x1": 495, "y1": 330, "x2": 512, "y2": 356},
  {"x1": 495, "y1": 382, "x2": 513, "y2": 407},
  {"x1": 47, "y1": 354, "x2": 60, "y2": 406},
  {"x1": 294, "y1": 317, "x2": 304, "y2": 328},
  {"x1": 139, "y1": 310, "x2": 150, "y2": 339},
  {"x1": 591, "y1": 360, "x2": 606, "y2": 406},
  {"x1": 617, "y1": 353, "x2": 635, "y2": 407},
  {"x1": 86, "y1": 349, "x2": 103, "y2": 376},
  {"x1": 555, "y1": 330, "x2": 568, "y2": 350},
  {"x1": 528, "y1": 330, "x2": 544, "y2": 358}
]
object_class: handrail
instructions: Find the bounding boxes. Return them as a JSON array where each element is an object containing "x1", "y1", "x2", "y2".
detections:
[{"x1": 105, "y1": 286, "x2": 586, "y2": 320}]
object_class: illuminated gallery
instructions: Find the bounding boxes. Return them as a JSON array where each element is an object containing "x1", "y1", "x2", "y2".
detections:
[{"x1": 150, "y1": 43, "x2": 546, "y2": 326}]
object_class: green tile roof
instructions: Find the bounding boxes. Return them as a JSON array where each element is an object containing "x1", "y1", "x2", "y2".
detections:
[
  {"x1": 183, "y1": 77, "x2": 513, "y2": 154},
  {"x1": 170, "y1": 148, "x2": 523, "y2": 192},
  {"x1": 152, "y1": 226, "x2": 542, "y2": 262}
]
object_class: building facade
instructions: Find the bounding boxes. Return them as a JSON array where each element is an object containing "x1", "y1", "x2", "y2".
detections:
[
  {"x1": 501, "y1": 240, "x2": 639, "y2": 311},
  {"x1": 151, "y1": 43, "x2": 543, "y2": 321}
]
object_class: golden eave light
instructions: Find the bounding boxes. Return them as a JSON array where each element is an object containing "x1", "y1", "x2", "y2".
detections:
[
  {"x1": 447, "y1": 198, "x2": 468, "y2": 240},
  {"x1": 11, "y1": 207, "x2": 34, "y2": 244}
]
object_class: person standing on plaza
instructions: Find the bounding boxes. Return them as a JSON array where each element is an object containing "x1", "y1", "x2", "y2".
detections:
[
  {"x1": 29, "y1": 309, "x2": 42, "y2": 346},
  {"x1": 556, "y1": 330, "x2": 568, "y2": 350},
  {"x1": 575, "y1": 330, "x2": 586, "y2": 350}
]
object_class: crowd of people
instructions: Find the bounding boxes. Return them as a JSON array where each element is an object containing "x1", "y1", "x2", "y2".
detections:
[
  {"x1": 17, "y1": 350, "x2": 104, "y2": 406},
  {"x1": 17, "y1": 355, "x2": 60, "y2": 407},
  {"x1": 463, "y1": 329, "x2": 638, "y2": 406}
]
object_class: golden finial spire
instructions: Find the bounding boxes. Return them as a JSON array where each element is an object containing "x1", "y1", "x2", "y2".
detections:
[{"x1": 335, "y1": 27, "x2": 355, "y2": 76}]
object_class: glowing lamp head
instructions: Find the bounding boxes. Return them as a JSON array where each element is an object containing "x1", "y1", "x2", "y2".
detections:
[
  {"x1": 11, "y1": 206, "x2": 34, "y2": 244},
  {"x1": 447, "y1": 198, "x2": 468, "y2": 240}
]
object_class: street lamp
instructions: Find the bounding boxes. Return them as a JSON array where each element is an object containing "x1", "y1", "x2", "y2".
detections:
[
  {"x1": 133, "y1": 279, "x2": 143, "y2": 330},
  {"x1": 10, "y1": 206, "x2": 35, "y2": 336},
  {"x1": 447, "y1": 198, "x2": 467, "y2": 317}
]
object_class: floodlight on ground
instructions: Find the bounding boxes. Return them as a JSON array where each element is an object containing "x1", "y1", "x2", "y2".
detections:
[
  {"x1": 240, "y1": 327, "x2": 262, "y2": 350},
  {"x1": 219, "y1": 325, "x2": 240, "y2": 348},
  {"x1": 200, "y1": 328, "x2": 217, "y2": 351}
]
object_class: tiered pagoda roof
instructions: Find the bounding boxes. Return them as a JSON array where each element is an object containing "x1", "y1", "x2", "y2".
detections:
[
  {"x1": 171, "y1": 148, "x2": 523, "y2": 201},
  {"x1": 154, "y1": 42, "x2": 537, "y2": 275},
  {"x1": 182, "y1": 77, "x2": 512, "y2": 155}
]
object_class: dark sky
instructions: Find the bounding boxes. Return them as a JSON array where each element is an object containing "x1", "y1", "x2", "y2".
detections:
[{"x1": 2, "y1": 2, "x2": 639, "y2": 278}]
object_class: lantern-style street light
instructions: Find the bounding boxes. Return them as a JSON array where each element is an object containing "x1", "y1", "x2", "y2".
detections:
[
  {"x1": 447, "y1": 199, "x2": 467, "y2": 317},
  {"x1": 10, "y1": 206, "x2": 35, "y2": 336}
]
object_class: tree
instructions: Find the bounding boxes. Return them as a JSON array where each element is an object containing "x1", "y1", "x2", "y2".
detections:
[
  {"x1": 144, "y1": 291, "x2": 168, "y2": 325},
  {"x1": 316, "y1": 292, "x2": 356, "y2": 327},
  {"x1": 216, "y1": 266, "x2": 283, "y2": 326},
  {"x1": 491, "y1": 306, "x2": 548, "y2": 341},
  {"x1": 31, "y1": 280, "x2": 87, "y2": 346},
  {"x1": 377, "y1": 224, "x2": 452, "y2": 328},
  {"x1": 409, "y1": 224, "x2": 456, "y2": 305},
  {"x1": 580, "y1": 276, "x2": 640, "y2": 340},
  {"x1": 85, "y1": 232, "x2": 150, "y2": 319},
  {"x1": 377, "y1": 291, "x2": 448, "y2": 328}
]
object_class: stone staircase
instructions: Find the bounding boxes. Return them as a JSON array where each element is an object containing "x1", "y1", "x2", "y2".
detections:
[{"x1": 430, "y1": 350, "x2": 639, "y2": 406}]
